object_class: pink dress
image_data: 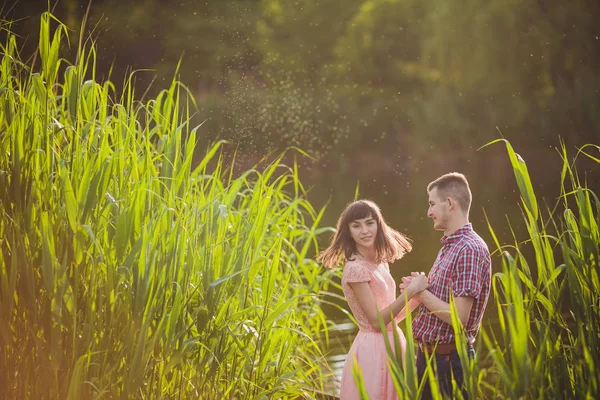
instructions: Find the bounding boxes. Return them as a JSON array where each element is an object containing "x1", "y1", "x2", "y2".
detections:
[{"x1": 339, "y1": 260, "x2": 406, "y2": 400}]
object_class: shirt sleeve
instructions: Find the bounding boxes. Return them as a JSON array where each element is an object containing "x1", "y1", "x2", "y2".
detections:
[
  {"x1": 452, "y1": 246, "x2": 485, "y2": 298},
  {"x1": 343, "y1": 262, "x2": 372, "y2": 283}
]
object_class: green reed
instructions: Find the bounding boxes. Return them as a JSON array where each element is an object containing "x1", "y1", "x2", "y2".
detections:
[
  {"x1": 0, "y1": 13, "x2": 334, "y2": 399},
  {"x1": 476, "y1": 139, "x2": 599, "y2": 399},
  {"x1": 374, "y1": 139, "x2": 599, "y2": 399}
]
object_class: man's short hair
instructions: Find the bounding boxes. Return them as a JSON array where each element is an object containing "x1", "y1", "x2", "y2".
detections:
[{"x1": 427, "y1": 172, "x2": 472, "y2": 215}]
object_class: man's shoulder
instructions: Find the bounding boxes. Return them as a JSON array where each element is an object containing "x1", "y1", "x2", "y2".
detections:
[{"x1": 460, "y1": 230, "x2": 490, "y2": 255}]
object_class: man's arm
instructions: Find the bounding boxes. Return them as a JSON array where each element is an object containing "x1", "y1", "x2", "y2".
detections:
[
  {"x1": 415, "y1": 291, "x2": 474, "y2": 326},
  {"x1": 416, "y1": 244, "x2": 486, "y2": 326}
]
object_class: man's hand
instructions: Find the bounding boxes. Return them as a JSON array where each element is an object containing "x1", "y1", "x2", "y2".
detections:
[
  {"x1": 399, "y1": 273, "x2": 426, "y2": 314},
  {"x1": 399, "y1": 272, "x2": 427, "y2": 297},
  {"x1": 399, "y1": 271, "x2": 426, "y2": 290}
]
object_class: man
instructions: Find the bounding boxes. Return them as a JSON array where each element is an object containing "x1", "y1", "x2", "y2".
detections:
[{"x1": 404, "y1": 172, "x2": 491, "y2": 399}]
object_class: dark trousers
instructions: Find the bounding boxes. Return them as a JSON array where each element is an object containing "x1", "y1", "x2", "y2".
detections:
[{"x1": 416, "y1": 347, "x2": 475, "y2": 400}]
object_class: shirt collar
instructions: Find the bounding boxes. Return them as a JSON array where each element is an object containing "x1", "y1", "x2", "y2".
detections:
[{"x1": 441, "y1": 223, "x2": 472, "y2": 245}]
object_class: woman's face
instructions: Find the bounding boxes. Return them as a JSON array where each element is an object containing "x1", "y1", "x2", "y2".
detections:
[{"x1": 348, "y1": 214, "x2": 378, "y2": 250}]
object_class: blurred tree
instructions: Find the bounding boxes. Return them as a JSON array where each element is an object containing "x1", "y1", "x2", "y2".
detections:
[
  {"x1": 255, "y1": 0, "x2": 361, "y2": 82},
  {"x1": 319, "y1": 0, "x2": 431, "y2": 162},
  {"x1": 86, "y1": 0, "x2": 163, "y2": 87},
  {"x1": 4, "y1": 0, "x2": 598, "y2": 169},
  {"x1": 329, "y1": 0, "x2": 428, "y2": 89},
  {"x1": 157, "y1": 0, "x2": 262, "y2": 92},
  {"x1": 414, "y1": 0, "x2": 600, "y2": 149}
]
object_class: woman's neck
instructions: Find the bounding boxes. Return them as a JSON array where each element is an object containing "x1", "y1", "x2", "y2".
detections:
[{"x1": 355, "y1": 245, "x2": 377, "y2": 263}]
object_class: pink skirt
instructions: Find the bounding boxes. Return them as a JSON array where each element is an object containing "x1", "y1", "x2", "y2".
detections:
[{"x1": 339, "y1": 328, "x2": 406, "y2": 400}]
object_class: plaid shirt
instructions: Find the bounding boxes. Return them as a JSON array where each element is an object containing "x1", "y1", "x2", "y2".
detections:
[{"x1": 413, "y1": 224, "x2": 491, "y2": 345}]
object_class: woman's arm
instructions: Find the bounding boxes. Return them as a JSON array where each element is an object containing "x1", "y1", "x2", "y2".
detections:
[
  {"x1": 397, "y1": 298, "x2": 422, "y2": 321},
  {"x1": 349, "y1": 275, "x2": 428, "y2": 330},
  {"x1": 395, "y1": 275, "x2": 425, "y2": 321}
]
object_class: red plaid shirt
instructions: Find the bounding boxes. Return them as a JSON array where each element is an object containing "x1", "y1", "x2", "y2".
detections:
[{"x1": 413, "y1": 224, "x2": 491, "y2": 345}]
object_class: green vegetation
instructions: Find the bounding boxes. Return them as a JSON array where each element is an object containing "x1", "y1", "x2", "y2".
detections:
[
  {"x1": 2, "y1": 6, "x2": 599, "y2": 399},
  {"x1": 0, "y1": 14, "x2": 335, "y2": 399},
  {"x1": 10, "y1": 0, "x2": 599, "y2": 165},
  {"x1": 376, "y1": 139, "x2": 600, "y2": 399},
  {"x1": 477, "y1": 139, "x2": 599, "y2": 398}
]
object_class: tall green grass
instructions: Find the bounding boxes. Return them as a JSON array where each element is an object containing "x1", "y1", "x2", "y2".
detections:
[
  {"x1": 377, "y1": 139, "x2": 599, "y2": 399},
  {"x1": 477, "y1": 139, "x2": 599, "y2": 399},
  {"x1": 0, "y1": 13, "x2": 335, "y2": 399}
]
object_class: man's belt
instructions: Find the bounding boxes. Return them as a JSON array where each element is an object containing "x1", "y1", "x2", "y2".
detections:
[{"x1": 418, "y1": 341, "x2": 457, "y2": 355}]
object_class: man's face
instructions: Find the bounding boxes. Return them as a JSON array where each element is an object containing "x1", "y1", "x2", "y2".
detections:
[{"x1": 427, "y1": 187, "x2": 450, "y2": 231}]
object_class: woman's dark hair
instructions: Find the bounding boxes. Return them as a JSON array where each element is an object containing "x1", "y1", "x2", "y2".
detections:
[{"x1": 318, "y1": 200, "x2": 412, "y2": 269}]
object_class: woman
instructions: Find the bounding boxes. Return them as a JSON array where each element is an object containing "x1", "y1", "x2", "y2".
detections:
[{"x1": 319, "y1": 200, "x2": 427, "y2": 400}]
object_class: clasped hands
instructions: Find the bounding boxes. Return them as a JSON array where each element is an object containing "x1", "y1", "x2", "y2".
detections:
[{"x1": 399, "y1": 271, "x2": 429, "y2": 300}]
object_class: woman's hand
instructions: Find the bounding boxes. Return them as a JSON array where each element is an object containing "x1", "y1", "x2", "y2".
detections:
[
  {"x1": 399, "y1": 271, "x2": 423, "y2": 290},
  {"x1": 400, "y1": 272, "x2": 428, "y2": 298},
  {"x1": 399, "y1": 276, "x2": 411, "y2": 291}
]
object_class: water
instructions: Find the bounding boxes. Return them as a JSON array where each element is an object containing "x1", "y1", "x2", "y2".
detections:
[{"x1": 321, "y1": 321, "x2": 356, "y2": 395}]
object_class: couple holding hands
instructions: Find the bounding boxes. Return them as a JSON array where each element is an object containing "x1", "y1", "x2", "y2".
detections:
[{"x1": 319, "y1": 173, "x2": 492, "y2": 400}]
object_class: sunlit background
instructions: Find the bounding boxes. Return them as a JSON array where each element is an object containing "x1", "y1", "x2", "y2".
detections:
[{"x1": 5, "y1": 0, "x2": 599, "y2": 393}]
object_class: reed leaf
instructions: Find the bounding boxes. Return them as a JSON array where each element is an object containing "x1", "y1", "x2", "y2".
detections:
[{"x1": 0, "y1": 14, "x2": 332, "y2": 399}]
